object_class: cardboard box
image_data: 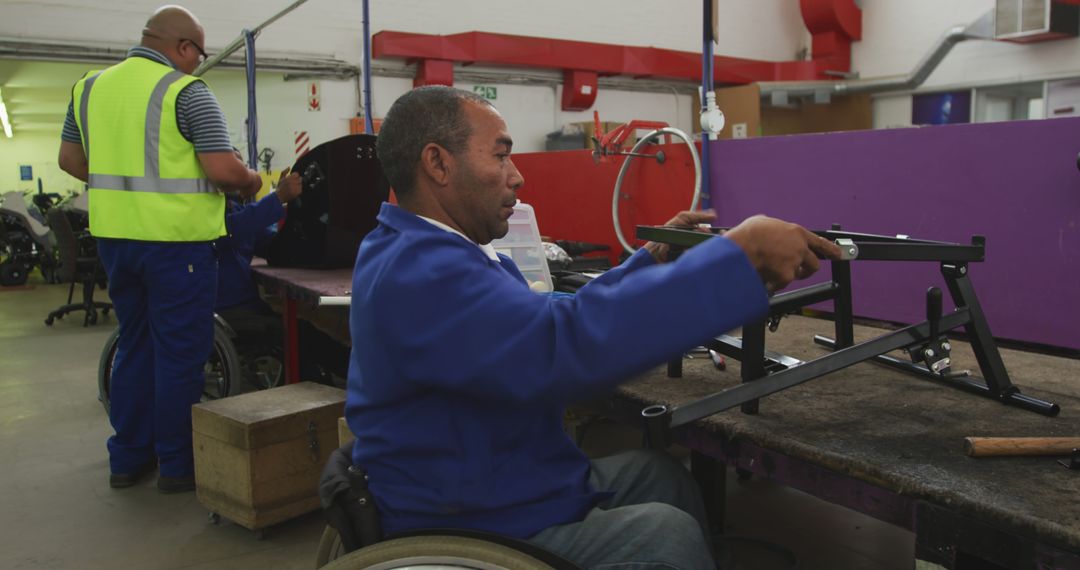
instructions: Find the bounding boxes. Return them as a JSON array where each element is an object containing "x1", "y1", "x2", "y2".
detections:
[
  {"x1": 545, "y1": 121, "x2": 623, "y2": 150},
  {"x1": 192, "y1": 382, "x2": 346, "y2": 530},
  {"x1": 692, "y1": 84, "x2": 872, "y2": 139},
  {"x1": 579, "y1": 121, "x2": 626, "y2": 150}
]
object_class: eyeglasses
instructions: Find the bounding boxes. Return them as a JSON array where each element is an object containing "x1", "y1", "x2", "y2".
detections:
[{"x1": 180, "y1": 38, "x2": 208, "y2": 62}]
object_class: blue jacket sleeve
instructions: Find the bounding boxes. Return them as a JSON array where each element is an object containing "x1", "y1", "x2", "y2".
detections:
[
  {"x1": 581, "y1": 247, "x2": 655, "y2": 289},
  {"x1": 369, "y1": 235, "x2": 768, "y2": 405},
  {"x1": 226, "y1": 193, "x2": 284, "y2": 242}
]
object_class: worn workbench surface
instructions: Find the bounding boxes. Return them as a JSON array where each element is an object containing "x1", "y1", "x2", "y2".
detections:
[
  {"x1": 251, "y1": 264, "x2": 352, "y2": 304},
  {"x1": 251, "y1": 265, "x2": 353, "y2": 344},
  {"x1": 616, "y1": 315, "x2": 1080, "y2": 554}
]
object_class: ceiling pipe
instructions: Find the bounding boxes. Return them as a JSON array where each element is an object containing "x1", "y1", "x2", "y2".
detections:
[
  {"x1": 0, "y1": 40, "x2": 357, "y2": 78},
  {"x1": 194, "y1": 0, "x2": 312, "y2": 76},
  {"x1": 759, "y1": 10, "x2": 994, "y2": 105}
]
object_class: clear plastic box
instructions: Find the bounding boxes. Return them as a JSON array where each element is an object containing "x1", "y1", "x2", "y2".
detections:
[{"x1": 492, "y1": 200, "x2": 553, "y2": 293}]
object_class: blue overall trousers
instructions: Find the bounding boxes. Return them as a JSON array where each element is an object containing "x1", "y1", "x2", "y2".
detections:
[{"x1": 97, "y1": 239, "x2": 217, "y2": 478}]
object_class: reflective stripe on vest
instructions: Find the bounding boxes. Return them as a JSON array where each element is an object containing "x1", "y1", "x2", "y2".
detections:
[
  {"x1": 79, "y1": 58, "x2": 224, "y2": 241},
  {"x1": 77, "y1": 72, "x2": 101, "y2": 156},
  {"x1": 87, "y1": 174, "x2": 216, "y2": 194}
]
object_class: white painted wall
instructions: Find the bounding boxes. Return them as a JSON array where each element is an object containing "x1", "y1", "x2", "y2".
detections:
[
  {"x1": 858, "y1": 0, "x2": 1080, "y2": 129},
  {"x1": 855, "y1": 0, "x2": 1080, "y2": 85},
  {"x1": 202, "y1": 70, "x2": 363, "y2": 168},
  {"x1": 0, "y1": 127, "x2": 86, "y2": 196}
]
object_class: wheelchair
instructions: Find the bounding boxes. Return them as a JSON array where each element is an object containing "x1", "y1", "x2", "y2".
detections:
[
  {"x1": 316, "y1": 444, "x2": 581, "y2": 570},
  {"x1": 97, "y1": 313, "x2": 283, "y2": 413}
]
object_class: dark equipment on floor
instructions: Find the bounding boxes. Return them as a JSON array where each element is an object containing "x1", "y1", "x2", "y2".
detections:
[
  {"x1": 635, "y1": 225, "x2": 1059, "y2": 446},
  {"x1": 267, "y1": 134, "x2": 390, "y2": 269},
  {"x1": 44, "y1": 207, "x2": 111, "y2": 326},
  {"x1": 0, "y1": 190, "x2": 58, "y2": 286},
  {"x1": 316, "y1": 444, "x2": 579, "y2": 569}
]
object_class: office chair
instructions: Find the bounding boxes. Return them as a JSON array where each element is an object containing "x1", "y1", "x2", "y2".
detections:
[{"x1": 44, "y1": 208, "x2": 112, "y2": 327}]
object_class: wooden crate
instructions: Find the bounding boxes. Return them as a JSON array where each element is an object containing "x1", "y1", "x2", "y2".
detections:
[
  {"x1": 192, "y1": 382, "x2": 345, "y2": 530},
  {"x1": 338, "y1": 416, "x2": 355, "y2": 448}
]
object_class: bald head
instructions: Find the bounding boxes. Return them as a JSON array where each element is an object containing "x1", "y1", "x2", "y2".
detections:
[
  {"x1": 144, "y1": 5, "x2": 202, "y2": 41},
  {"x1": 141, "y1": 5, "x2": 206, "y2": 74}
]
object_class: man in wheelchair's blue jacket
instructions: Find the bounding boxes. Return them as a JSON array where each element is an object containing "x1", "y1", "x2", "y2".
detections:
[
  {"x1": 345, "y1": 86, "x2": 841, "y2": 570},
  {"x1": 215, "y1": 169, "x2": 300, "y2": 312}
]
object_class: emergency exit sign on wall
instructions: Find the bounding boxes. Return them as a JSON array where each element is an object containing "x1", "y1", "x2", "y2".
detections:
[{"x1": 473, "y1": 85, "x2": 497, "y2": 100}]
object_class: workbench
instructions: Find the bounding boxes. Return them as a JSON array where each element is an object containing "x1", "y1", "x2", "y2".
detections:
[
  {"x1": 250, "y1": 264, "x2": 1080, "y2": 568},
  {"x1": 251, "y1": 264, "x2": 352, "y2": 384},
  {"x1": 604, "y1": 315, "x2": 1080, "y2": 569}
]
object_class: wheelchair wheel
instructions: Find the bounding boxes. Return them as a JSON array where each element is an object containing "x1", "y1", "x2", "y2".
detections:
[
  {"x1": 315, "y1": 525, "x2": 346, "y2": 567},
  {"x1": 319, "y1": 534, "x2": 557, "y2": 570},
  {"x1": 242, "y1": 346, "x2": 285, "y2": 391},
  {"x1": 98, "y1": 321, "x2": 242, "y2": 414}
]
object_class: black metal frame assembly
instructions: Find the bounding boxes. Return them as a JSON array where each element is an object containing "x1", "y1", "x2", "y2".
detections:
[{"x1": 634, "y1": 225, "x2": 1059, "y2": 443}]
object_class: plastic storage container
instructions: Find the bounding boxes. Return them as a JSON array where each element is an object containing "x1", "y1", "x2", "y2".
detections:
[{"x1": 491, "y1": 201, "x2": 552, "y2": 292}]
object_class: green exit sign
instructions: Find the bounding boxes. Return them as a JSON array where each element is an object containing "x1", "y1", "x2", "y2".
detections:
[{"x1": 473, "y1": 85, "x2": 497, "y2": 100}]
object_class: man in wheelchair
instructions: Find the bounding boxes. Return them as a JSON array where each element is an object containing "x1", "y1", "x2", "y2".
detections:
[{"x1": 337, "y1": 87, "x2": 840, "y2": 569}]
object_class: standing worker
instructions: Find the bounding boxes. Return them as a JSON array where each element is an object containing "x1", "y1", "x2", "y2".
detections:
[{"x1": 58, "y1": 5, "x2": 263, "y2": 493}]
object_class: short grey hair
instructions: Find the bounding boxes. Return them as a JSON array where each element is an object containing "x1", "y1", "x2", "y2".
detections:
[{"x1": 376, "y1": 86, "x2": 492, "y2": 197}]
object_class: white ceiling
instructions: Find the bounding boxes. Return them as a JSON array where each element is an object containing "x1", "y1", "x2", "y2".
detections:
[{"x1": 0, "y1": 59, "x2": 98, "y2": 134}]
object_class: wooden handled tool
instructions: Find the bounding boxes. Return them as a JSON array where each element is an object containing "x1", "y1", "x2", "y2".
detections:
[{"x1": 964, "y1": 437, "x2": 1080, "y2": 457}]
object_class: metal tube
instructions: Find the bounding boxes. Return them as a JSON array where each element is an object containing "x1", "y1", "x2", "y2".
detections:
[
  {"x1": 758, "y1": 15, "x2": 990, "y2": 101},
  {"x1": 194, "y1": 0, "x2": 312, "y2": 76},
  {"x1": 699, "y1": 0, "x2": 714, "y2": 210},
  {"x1": 669, "y1": 310, "x2": 973, "y2": 427},
  {"x1": 362, "y1": 0, "x2": 374, "y2": 134},
  {"x1": 195, "y1": 35, "x2": 246, "y2": 76},
  {"x1": 244, "y1": 30, "x2": 258, "y2": 170}
]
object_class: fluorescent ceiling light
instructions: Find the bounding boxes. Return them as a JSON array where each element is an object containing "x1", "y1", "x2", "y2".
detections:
[{"x1": 0, "y1": 88, "x2": 11, "y2": 138}]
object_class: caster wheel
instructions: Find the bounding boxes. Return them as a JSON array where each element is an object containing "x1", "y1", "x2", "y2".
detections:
[
  {"x1": 88, "y1": 312, "x2": 98, "y2": 325},
  {"x1": 103, "y1": 307, "x2": 110, "y2": 316},
  {"x1": 0, "y1": 262, "x2": 28, "y2": 287},
  {"x1": 45, "y1": 317, "x2": 54, "y2": 326},
  {"x1": 208, "y1": 512, "x2": 221, "y2": 525}
]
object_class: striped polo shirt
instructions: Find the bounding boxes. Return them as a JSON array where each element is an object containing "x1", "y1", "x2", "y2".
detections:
[{"x1": 61, "y1": 46, "x2": 233, "y2": 153}]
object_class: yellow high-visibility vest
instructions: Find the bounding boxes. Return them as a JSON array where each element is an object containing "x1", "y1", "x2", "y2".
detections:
[{"x1": 73, "y1": 57, "x2": 225, "y2": 241}]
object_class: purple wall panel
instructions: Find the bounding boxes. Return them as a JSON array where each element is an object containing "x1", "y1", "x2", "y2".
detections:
[{"x1": 709, "y1": 118, "x2": 1080, "y2": 349}]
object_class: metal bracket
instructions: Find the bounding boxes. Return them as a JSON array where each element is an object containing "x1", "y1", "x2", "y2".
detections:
[
  {"x1": 836, "y1": 238, "x2": 859, "y2": 260},
  {"x1": 634, "y1": 225, "x2": 1059, "y2": 434}
]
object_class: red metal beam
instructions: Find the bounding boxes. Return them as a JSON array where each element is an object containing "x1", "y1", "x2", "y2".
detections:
[{"x1": 372, "y1": 30, "x2": 833, "y2": 85}]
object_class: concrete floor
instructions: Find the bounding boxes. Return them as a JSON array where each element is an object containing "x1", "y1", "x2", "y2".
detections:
[{"x1": 1, "y1": 273, "x2": 917, "y2": 569}]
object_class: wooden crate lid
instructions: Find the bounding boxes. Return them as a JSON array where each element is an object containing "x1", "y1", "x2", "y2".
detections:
[{"x1": 193, "y1": 382, "x2": 346, "y2": 450}]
